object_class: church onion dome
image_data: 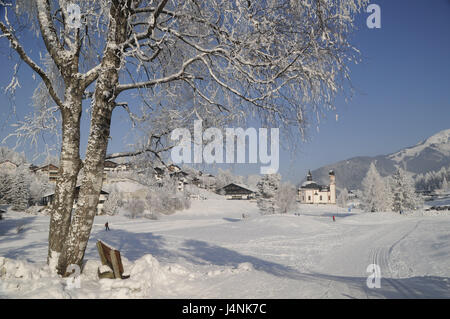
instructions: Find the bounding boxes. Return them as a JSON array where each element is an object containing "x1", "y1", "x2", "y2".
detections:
[{"x1": 301, "y1": 170, "x2": 317, "y2": 187}]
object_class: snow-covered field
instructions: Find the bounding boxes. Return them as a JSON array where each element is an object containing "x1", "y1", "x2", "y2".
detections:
[{"x1": 1, "y1": 199, "x2": 449, "y2": 299}]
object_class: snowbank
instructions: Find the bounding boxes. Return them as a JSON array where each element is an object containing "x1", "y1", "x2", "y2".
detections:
[
  {"x1": 0, "y1": 253, "x2": 259, "y2": 298},
  {"x1": 0, "y1": 254, "x2": 187, "y2": 298}
]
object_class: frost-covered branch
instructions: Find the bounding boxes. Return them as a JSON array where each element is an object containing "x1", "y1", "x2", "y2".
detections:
[
  {"x1": 81, "y1": 64, "x2": 102, "y2": 88},
  {"x1": 116, "y1": 52, "x2": 207, "y2": 94},
  {"x1": 0, "y1": 22, "x2": 64, "y2": 108},
  {"x1": 35, "y1": 0, "x2": 69, "y2": 67},
  {"x1": 105, "y1": 145, "x2": 172, "y2": 161}
]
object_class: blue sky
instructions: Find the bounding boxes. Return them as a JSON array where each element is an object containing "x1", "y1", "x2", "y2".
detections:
[{"x1": 1, "y1": 0, "x2": 449, "y2": 184}]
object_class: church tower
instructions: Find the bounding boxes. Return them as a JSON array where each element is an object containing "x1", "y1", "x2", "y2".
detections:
[
  {"x1": 306, "y1": 170, "x2": 313, "y2": 182},
  {"x1": 329, "y1": 170, "x2": 336, "y2": 204}
]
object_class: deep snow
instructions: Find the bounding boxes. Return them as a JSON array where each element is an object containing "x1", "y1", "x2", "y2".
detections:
[{"x1": 1, "y1": 199, "x2": 449, "y2": 298}]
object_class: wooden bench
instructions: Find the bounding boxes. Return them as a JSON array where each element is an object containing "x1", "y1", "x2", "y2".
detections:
[{"x1": 96, "y1": 240, "x2": 130, "y2": 279}]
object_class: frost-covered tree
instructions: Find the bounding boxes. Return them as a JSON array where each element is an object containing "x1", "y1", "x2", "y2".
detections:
[
  {"x1": 390, "y1": 168, "x2": 423, "y2": 213},
  {"x1": 125, "y1": 199, "x2": 146, "y2": 219},
  {"x1": 8, "y1": 165, "x2": 31, "y2": 211},
  {"x1": 29, "y1": 173, "x2": 52, "y2": 205},
  {"x1": 337, "y1": 188, "x2": 349, "y2": 208},
  {"x1": 441, "y1": 176, "x2": 449, "y2": 192},
  {"x1": 256, "y1": 173, "x2": 280, "y2": 215},
  {"x1": 145, "y1": 175, "x2": 190, "y2": 216},
  {"x1": 360, "y1": 163, "x2": 392, "y2": 212},
  {"x1": 0, "y1": 171, "x2": 13, "y2": 204},
  {"x1": 275, "y1": 182, "x2": 297, "y2": 214},
  {"x1": 245, "y1": 175, "x2": 261, "y2": 190},
  {"x1": 1, "y1": 0, "x2": 368, "y2": 275},
  {"x1": 102, "y1": 187, "x2": 123, "y2": 216}
]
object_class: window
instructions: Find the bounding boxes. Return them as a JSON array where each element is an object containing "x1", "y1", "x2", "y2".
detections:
[
  {"x1": 308, "y1": 196, "x2": 311, "y2": 201},
  {"x1": 328, "y1": 196, "x2": 331, "y2": 201},
  {"x1": 320, "y1": 195, "x2": 322, "y2": 201}
]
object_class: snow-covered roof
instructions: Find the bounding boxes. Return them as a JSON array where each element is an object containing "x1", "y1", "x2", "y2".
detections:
[
  {"x1": 0, "y1": 159, "x2": 18, "y2": 166},
  {"x1": 234, "y1": 183, "x2": 257, "y2": 193},
  {"x1": 301, "y1": 180, "x2": 315, "y2": 187},
  {"x1": 300, "y1": 182, "x2": 321, "y2": 189},
  {"x1": 34, "y1": 163, "x2": 59, "y2": 171},
  {"x1": 43, "y1": 185, "x2": 108, "y2": 198},
  {"x1": 217, "y1": 183, "x2": 257, "y2": 193},
  {"x1": 300, "y1": 182, "x2": 330, "y2": 192},
  {"x1": 43, "y1": 190, "x2": 56, "y2": 198}
]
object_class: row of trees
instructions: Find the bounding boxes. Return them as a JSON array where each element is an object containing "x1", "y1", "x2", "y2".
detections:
[
  {"x1": 101, "y1": 170, "x2": 191, "y2": 218},
  {"x1": 357, "y1": 163, "x2": 423, "y2": 213},
  {"x1": 414, "y1": 166, "x2": 450, "y2": 193}
]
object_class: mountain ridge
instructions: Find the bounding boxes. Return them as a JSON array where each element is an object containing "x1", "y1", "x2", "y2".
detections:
[{"x1": 303, "y1": 129, "x2": 450, "y2": 191}]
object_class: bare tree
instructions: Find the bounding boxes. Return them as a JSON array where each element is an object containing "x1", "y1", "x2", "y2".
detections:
[{"x1": 0, "y1": 0, "x2": 367, "y2": 275}]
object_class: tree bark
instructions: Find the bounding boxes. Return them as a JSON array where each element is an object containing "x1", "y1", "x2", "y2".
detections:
[
  {"x1": 56, "y1": 94, "x2": 113, "y2": 274},
  {"x1": 47, "y1": 84, "x2": 83, "y2": 265},
  {"x1": 57, "y1": 0, "x2": 131, "y2": 275}
]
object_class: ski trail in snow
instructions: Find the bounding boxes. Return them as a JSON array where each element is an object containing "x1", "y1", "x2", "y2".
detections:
[
  {"x1": 316, "y1": 217, "x2": 428, "y2": 298},
  {"x1": 368, "y1": 220, "x2": 423, "y2": 298}
]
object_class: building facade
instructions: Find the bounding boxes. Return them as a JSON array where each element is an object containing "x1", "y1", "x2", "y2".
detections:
[
  {"x1": 216, "y1": 183, "x2": 256, "y2": 200},
  {"x1": 298, "y1": 170, "x2": 336, "y2": 204},
  {"x1": 34, "y1": 164, "x2": 59, "y2": 182},
  {"x1": 42, "y1": 186, "x2": 109, "y2": 215}
]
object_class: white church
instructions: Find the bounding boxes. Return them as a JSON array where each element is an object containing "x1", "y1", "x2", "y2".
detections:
[{"x1": 298, "y1": 170, "x2": 336, "y2": 204}]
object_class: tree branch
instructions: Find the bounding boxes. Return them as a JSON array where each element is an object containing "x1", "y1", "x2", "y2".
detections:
[
  {"x1": 105, "y1": 145, "x2": 172, "y2": 161},
  {"x1": 0, "y1": 22, "x2": 64, "y2": 108},
  {"x1": 36, "y1": 0, "x2": 69, "y2": 67},
  {"x1": 115, "y1": 53, "x2": 208, "y2": 94},
  {"x1": 81, "y1": 64, "x2": 102, "y2": 89}
]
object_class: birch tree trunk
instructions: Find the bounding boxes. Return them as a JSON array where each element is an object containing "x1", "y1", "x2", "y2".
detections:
[
  {"x1": 57, "y1": 0, "x2": 131, "y2": 275},
  {"x1": 47, "y1": 86, "x2": 83, "y2": 263}
]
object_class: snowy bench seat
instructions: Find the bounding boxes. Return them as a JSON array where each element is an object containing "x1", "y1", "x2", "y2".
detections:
[{"x1": 96, "y1": 240, "x2": 130, "y2": 279}]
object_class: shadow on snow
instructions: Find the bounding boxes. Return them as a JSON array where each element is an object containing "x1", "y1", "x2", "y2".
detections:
[{"x1": 86, "y1": 228, "x2": 450, "y2": 299}]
